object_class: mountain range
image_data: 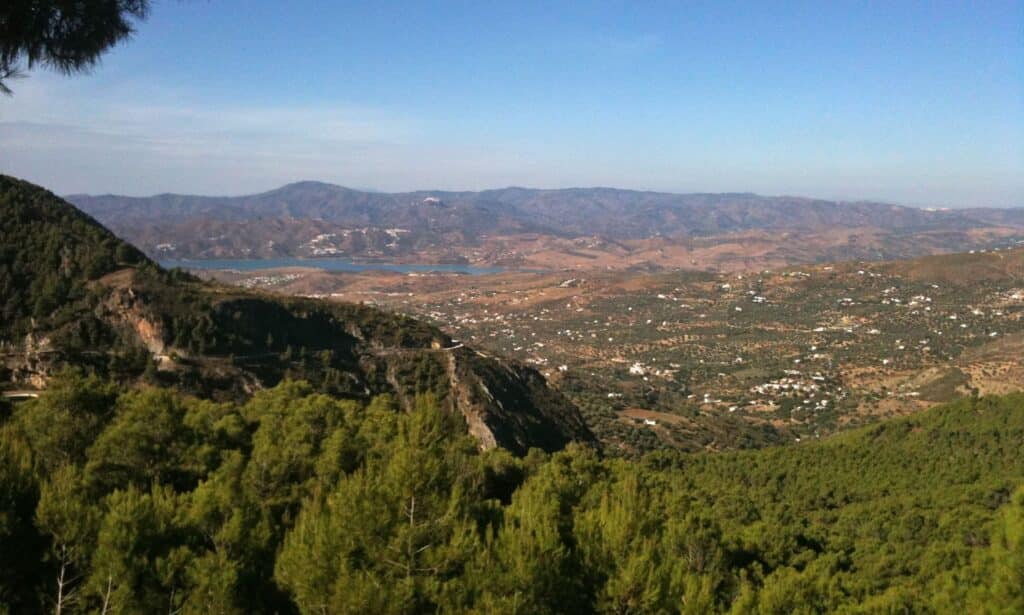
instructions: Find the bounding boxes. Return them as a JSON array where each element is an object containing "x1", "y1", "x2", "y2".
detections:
[{"x1": 67, "y1": 182, "x2": 1024, "y2": 269}]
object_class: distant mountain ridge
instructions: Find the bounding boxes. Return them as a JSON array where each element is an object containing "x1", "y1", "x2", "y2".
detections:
[
  {"x1": 66, "y1": 182, "x2": 1024, "y2": 267},
  {"x1": 69, "y1": 181, "x2": 1024, "y2": 236}
]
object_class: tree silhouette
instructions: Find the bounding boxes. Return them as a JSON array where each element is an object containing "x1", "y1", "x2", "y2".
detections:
[{"x1": 0, "y1": 0, "x2": 150, "y2": 94}]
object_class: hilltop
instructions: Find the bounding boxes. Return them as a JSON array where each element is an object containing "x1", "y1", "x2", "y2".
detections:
[
  {"x1": 0, "y1": 176, "x2": 593, "y2": 454},
  {"x1": 67, "y1": 182, "x2": 1024, "y2": 270}
]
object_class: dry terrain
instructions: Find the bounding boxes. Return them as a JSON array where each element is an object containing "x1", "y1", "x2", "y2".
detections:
[{"x1": 195, "y1": 247, "x2": 1024, "y2": 455}]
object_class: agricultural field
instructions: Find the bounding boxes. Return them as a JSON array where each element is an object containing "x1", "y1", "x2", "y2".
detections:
[{"x1": 204, "y1": 247, "x2": 1024, "y2": 456}]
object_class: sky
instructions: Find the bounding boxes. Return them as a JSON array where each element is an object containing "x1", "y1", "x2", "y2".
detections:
[{"x1": 1, "y1": 1, "x2": 1022, "y2": 207}]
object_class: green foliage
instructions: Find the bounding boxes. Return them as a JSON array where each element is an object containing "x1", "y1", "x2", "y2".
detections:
[
  {"x1": 86, "y1": 485, "x2": 191, "y2": 614},
  {"x1": 13, "y1": 369, "x2": 118, "y2": 474},
  {"x1": 241, "y1": 381, "x2": 359, "y2": 513},
  {"x1": 0, "y1": 176, "x2": 146, "y2": 341},
  {"x1": 0, "y1": 427, "x2": 47, "y2": 612},
  {"x1": 967, "y1": 486, "x2": 1024, "y2": 613},
  {"x1": 84, "y1": 389, "x2": 199, "y2": 492},
  {"x1": 1, "y1": 373, "x2": 1022, "y2": 612},
  {"x1": 35, "y1": 464, "x2": 101, "y2": 614},
  {"x1": 276, "y1": 400, "x2": 484, "y2": 613}
]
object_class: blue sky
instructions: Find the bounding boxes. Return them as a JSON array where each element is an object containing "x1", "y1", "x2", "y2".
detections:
[{"x1": 1, "y1": 1, "x2": 1021, "y2": 206}]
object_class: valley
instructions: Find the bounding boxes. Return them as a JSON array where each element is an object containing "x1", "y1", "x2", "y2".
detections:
[
  {"x1": 200, "y1": 247, "x2": 1024, "y2": 455},
  {"x1": 4, "y1": 3, "x2": 1022, "y2": 611},
  {"x1": 32, "y1": 176, "x2": 1024, "y2": 457},
  {"x1": 3, "y1": 177, "x2": 1022, "y2": 613}
]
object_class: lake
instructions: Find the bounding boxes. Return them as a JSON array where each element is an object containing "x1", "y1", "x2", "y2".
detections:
[{"x1": 159, "y1": 257, "x2": 509, "y2": 275}]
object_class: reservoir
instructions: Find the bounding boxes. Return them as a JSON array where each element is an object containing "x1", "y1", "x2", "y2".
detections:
[{"x1": 160, "y1": 257, "x2": 509, "y2": 275}]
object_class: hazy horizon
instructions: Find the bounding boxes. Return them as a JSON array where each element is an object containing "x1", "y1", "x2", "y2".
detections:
[
  {"x1": 57, "y1": 178, "x2": 1021, "y2": 211},
  {"x1": 2, "y1": 1, "x2": 1022, "y2": 208}
]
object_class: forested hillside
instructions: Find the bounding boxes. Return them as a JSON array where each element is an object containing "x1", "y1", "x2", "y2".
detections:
[
  {"x1": 0, "y1": 176, "x2": 147, "y2": 340},
  {"x1": 1, "y1": 374, "x2": 1022, "y2": 613},
  {"x1": 0, "y1": 176, "x2": 593, "y2": 453}
]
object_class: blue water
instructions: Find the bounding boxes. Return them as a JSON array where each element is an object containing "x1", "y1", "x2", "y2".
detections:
[{"x1": 160, "y1": 257, "x2": 509, "y2": 275}]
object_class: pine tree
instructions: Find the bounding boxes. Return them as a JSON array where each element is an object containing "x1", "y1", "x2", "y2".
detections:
[{"x1": 35, "y1": 465, "x2": 101, "y2": 615}]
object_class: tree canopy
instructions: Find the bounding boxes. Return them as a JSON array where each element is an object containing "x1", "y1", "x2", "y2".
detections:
[{"x1": 1, "y1": 371, "x2": 1022, "y2": 613}]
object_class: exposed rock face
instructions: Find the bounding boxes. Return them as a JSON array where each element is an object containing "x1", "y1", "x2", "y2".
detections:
[
  {"x1": 99, "y1": 284, "x2": 167, "y2": 355},
  {"x1": 5, "y1": 333, "x2": 54, "y2": 389},
  {"x1": 445, "y1": 349, "x2": 591, "y2": 454},
  {"x1": 358, "y1": 344, "x2": 590, "y2": 454}
]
